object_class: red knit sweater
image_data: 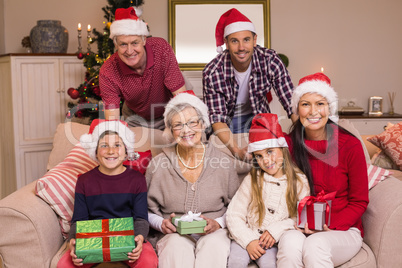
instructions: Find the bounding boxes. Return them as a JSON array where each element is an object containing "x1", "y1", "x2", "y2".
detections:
[{"x1": 285, "y1": 125, "x2": 369, "y2": 237}]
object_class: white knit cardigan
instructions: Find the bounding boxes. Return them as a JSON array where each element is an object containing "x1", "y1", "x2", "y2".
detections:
[{"x1": 226, "y1": 172, "x2": 310, "y2": 249}]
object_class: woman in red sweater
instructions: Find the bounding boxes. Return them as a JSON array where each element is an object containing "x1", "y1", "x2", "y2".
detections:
[{"x1": 276, "y1": 73, "x2": 369, "y2": 267}]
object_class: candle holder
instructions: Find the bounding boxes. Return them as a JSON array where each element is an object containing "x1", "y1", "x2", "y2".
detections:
[
  {"x1": 76, "y1": 29, "x2": 82, "y2": 54},
  {"x1": 388, "y1": 91, "x2": 396, "y2": 115},
  {"x1": 87, "y1": 27, "x2": 92, "y2": 53}
]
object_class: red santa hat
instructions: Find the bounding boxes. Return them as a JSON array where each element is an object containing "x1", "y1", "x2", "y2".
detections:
[
  {"x1": 291, "y1": 73, "x2": 338, "y2": 120},
  {"x1": 109, "y1": 7, "x2": 149, "y2": 40},
  {"x1": 215, "y1": 8, "x2": 256, "y2": 53},
  {"x1": 80, "y1": 119, "x2": 137, "y2": 162},
  {"x1": 248, "y1": 113, "x2": 288, "y2": 153}
]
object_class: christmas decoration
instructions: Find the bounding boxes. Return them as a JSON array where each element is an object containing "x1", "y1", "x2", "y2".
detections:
[{"x1": 67, "y1": 0, "x2": 147, "y2": 124}]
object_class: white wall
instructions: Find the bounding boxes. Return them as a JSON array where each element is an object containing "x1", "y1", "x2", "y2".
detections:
[
  {"x1": 2, "y1": 0, "x2": 402, "y2": 116},
  {"x1": 0, "y1": 0, "x2": 4, "y2": 53}
]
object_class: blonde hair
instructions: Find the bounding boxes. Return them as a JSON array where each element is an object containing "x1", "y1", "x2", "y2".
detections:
[{"x1": 250, "y1": 147, "x2": 304, "y2": 226}]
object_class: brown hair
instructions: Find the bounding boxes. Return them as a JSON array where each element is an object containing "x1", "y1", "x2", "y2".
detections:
[{"x1": 250, "y1": 147, "x2": 305, "y2": 226}]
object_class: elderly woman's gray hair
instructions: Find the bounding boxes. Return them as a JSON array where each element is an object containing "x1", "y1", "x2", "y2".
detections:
[{"x1": 162, "y1": 92, "x2": 211, "y2": 141}]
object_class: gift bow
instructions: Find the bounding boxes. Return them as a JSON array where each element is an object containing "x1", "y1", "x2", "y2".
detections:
[
  {"x1": 297, "y1": 190, "x2": 337, "y2": 229},
  {"x1": 179, "y1": 211, "x2": 203, "y2": 222}
]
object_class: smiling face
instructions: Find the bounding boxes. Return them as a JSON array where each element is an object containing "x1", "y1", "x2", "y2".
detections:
[
  {"x1": 298, "y1": 93, "x2": 330, "y2": 138},
  {"x1": 171, "y1": 107, "x2": 203, "y2": 148},
  {"x1": 253, "y1": 147, "x2": 284, "y2": 178},
  {"x1": 96, "y1": 133, "x2": 127, "y2": 175},
  {"x1": 224, "y1": 30, "x2": 257, "y2": 72},
  {"x1": 115, "y1": 35, "x2": 146, "y2": 70}
]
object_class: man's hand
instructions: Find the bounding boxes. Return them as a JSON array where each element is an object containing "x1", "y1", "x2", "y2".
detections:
[
  {"x1": 161, "y1": 213, "x2": 177, "y2": 234},
  {"x1": 246, "y1": 240, "x2": 266, "y2": 260}
]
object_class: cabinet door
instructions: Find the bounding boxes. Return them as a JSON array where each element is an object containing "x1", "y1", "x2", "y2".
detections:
[
  {"x1": 14, "y1": 58, "x2": 62, "y2": 145},
  {"x1": 59, "y1": 58, "x2": 86, "y2": 122}
]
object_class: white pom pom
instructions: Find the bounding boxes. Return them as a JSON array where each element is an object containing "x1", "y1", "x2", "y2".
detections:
[
  {"x1": 216, "y1": 46, "x2": 223, "y2": 54},
  {"x1": 133, "y1": 6, "x2": 143, "y2": 17},
  {"x1": 79, "y1": 134, "x2": 94, "y2": 147}
]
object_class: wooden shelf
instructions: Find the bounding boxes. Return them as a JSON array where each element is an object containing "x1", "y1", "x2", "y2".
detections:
[{"x1": 339, "y1": 113, "x2": 402, "y2": 119}]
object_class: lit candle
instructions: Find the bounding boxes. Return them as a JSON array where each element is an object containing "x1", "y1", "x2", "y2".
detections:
[
  {"x1": 321, "y1": 67, "x2": 324, "y2": 73},
  {"x1": 78, "y1": 23, "x2": 81, "y2": 31},
  {"x1": 87, "y1": 24, "x2": 91, "y2": 32}
]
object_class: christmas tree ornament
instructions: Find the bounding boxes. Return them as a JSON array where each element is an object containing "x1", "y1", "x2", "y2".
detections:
[
  {"x1": 77, "y1": 52, "x2": 84, "y2": 59},
  {"x1": 69, "y1": 89, "x2": 80, "y2": 99},
  {"x1": 67, "y1": 87, "x2": 76, "y2": 96}
]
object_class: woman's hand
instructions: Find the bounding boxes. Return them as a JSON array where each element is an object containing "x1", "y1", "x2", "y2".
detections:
[
  {"x1": 246, "y1": 240, "x2": 266, "y2": 260},
  {"x1": 259, "y1": 230, "x2": 276, "y2": 250},
  {"x1": 161, "y1": 213, "x2": 177, "y2": 234},
  {"x1": 201, "y1": 215, "x2": 221, "y2": 234},
  {"x1": 295, "y1": 222, "x2": 331, "y2": 234},
  {"x1": 68, "y1": 239, "x2": 84, "y2": 266},
  {"x1": 128, "y1": 235, "x2": 144, "y2": 263}
]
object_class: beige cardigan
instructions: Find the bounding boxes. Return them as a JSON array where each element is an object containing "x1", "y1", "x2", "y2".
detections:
[
  {"x1": 146, "y1": 143, "x2": 240, "y2": 223},
  {"x1": 226, "y1": 172, "x2": 310, "y2": 249}
]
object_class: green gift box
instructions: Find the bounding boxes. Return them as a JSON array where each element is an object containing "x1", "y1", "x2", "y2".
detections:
[
  {"x1": 75, "y1": 217, "x2": 135, "y2": 263},
  {"x1": 172, "y1": 216, "x2": 206, "y2": 235}
]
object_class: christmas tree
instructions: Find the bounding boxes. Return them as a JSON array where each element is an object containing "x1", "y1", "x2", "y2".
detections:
[{"x1": 66, "y1": 0, "x2": 146, "y2": 123}]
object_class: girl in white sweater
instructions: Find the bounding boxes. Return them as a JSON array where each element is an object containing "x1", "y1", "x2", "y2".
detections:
[{"x1": 226, "y1": 113, "x2": 310, "y2": 268}]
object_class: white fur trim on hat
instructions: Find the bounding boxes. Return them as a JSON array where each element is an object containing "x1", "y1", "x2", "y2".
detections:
[
  {"x1": 248, "y1": 137, "x2": 288, "y2": 153},
  {"x1": 224, "y1": 21, "x2": 256, "y2": 38},
  {"x1": 163, "y1": 93, "x2": 210, "y2": 129},
  {"x1": 109, "y1": 19, "x2": 149, "y2": 40},
  {"x1": 80, "y1": 121, "x2": 135, "y2": 162},
  {"x1": 291, "y1": 80, "x2": 338, "y2": 117}
]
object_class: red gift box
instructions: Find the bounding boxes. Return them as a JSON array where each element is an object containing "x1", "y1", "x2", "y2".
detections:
[
  {"x1": 297, "y1": 191, "x2": 336, "y2": 230},
  {"x1": 123, "y1": 150, "x2": 152, "y2": 175}
]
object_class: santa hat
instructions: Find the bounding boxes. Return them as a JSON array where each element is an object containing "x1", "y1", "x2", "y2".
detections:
[
  {"x1": 109, "y1": 7, "x2": 149, "y2": 40},
  {"x1": 215, "y1": 8, "x2": 256, "y2": 53},
  {"x1": 291, "y1": 73, "x2": 338, "y2": 119},
  {"x1": 248, "y1": 113, "x2": 288, "y2": 153},
  {"x1": 163, "y1": 90, "x2": 210, "y2": 129},
  {"x1": 80, "y1": 119, "x2": 136, "y2": 162}
]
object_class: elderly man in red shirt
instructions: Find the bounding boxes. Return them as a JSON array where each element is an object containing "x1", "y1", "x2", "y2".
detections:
[{"x1": 100, "y1": 7, "x2": 187, "y2": 129}]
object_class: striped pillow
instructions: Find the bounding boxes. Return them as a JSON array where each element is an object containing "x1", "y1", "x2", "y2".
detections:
[
  {"x1": 35, "y1": 143, "x2": 97, "y2": 238},
  {"x1": 367, "y1": 164, "x2": 392, "y2": 190}
]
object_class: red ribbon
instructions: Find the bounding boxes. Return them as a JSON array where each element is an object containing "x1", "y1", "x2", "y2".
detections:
[
  {"x1": 297, "y1": 190, "x2": 336, "y2": 229},
  {"x1": 76, "y1": 219, "x2": 134, "y2": 262}
]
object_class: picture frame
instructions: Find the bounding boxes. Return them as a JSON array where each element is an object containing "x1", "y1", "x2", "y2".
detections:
[
  {"x1": 168, "y1": 0, "x2": 270, "y2": 70},
  {"x1": 369, "y1": 96, "x2": 383, "y2": 116}
]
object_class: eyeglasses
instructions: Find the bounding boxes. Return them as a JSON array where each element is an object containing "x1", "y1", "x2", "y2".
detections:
[{"x1": 171, "y1": 119, "x2": 201, "y2": 131}]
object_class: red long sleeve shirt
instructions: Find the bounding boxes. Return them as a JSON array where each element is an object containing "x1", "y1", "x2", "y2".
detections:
[{"x1": 286, "y1": 125, "x2": 369, "y2": 237}]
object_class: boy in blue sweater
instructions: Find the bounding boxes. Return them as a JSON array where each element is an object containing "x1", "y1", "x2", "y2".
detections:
[{"x1": 57, "y1": 120, "x2": 158, "y2": 268}]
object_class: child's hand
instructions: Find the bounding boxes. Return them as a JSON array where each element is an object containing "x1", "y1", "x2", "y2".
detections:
[
  {"x1": 161, "y1": 213, "x2": 177, "y2": 234},
  {"x1": 200, "y1": 215, "x2": 220, "y2": 234},
  {"x1": 296, "y1": 222, "x2": 331, "y2": 234},
  {"x1": 68, "y1": 239, "x2": 84, "y2": 266},
  {"x1": 246, "y1": 240, "x2": 266, "y2": 260},
  {"x1": 128, "y1": 235, "x2": 144, "y2": 263},
  {"x1": 259, "y1": 230, "x2": 276, "y2": 249}
]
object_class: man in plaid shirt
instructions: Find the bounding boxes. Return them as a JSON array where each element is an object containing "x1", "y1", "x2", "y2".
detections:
[{"x1": 203, "y1": 8, "x2": 297, "y2": 161}]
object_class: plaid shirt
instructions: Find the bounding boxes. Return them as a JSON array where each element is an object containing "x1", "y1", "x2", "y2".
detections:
[{"x1": 202, "y1": 45, "x2": 294, "y2": 125}]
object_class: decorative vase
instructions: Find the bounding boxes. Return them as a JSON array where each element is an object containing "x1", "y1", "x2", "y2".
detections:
[{"x1": 30, "y1": 20, "x2": 69, "y2": 53}]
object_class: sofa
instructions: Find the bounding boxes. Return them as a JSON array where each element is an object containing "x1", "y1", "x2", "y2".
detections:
[{"x1": 0, "y1": 120, "x2": 402, "y2": 268}]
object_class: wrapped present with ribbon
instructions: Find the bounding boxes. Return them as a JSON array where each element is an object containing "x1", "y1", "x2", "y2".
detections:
[
  {"x1": 171, "y1": 211, "x2": 207, "y2": 235},
  {"x1": 297, "y1": 191, "x2": 336, "y2": 231},
  {"x1": 75, "y1": 217, "x2": 135, "y2": 264}
]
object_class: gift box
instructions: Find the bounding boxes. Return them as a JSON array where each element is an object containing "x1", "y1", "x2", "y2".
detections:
[
  {"x1": 172, "y1": 211, "x2": 206, "y2": 235},
  {"x1": 297, "y1": 191, "x2": 336, "y2": 231},
  {"x1": 75, "y1": 217, "x2": 135, "y2": 263}
]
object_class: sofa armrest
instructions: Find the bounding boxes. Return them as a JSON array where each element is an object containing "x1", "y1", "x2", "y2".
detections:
[
  {"x1": 362, "y1": 177, "x2": 402, "y2": 267},
  {"x1": 0, "y1": 180, "x2": 64, "y2": 268}
]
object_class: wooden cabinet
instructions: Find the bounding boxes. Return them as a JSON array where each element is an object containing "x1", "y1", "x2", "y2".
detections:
[
  {"x1": 340, "y1": 113, "x2": 402, "y2": 135},
  {"x1": 0, "y1": 54, "x2": 85, "y2": 198}
]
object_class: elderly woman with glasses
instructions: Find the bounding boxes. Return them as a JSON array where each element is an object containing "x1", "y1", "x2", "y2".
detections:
[{"x1": 146, "y1": 91, "x2": 240, "y2": 268}]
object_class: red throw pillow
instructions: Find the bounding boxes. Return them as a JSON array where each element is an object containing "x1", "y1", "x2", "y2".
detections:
[{"x1": 367, "y1": 122, "x2": 402, "y2": 170}]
